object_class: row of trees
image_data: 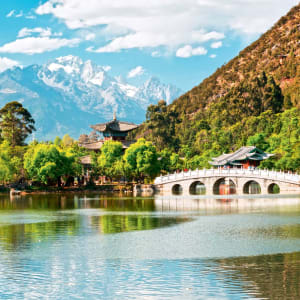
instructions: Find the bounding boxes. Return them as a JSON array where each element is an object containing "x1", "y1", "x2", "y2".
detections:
[{"x1": 1, "y1": 96, "x2": 299, "y2": 186}]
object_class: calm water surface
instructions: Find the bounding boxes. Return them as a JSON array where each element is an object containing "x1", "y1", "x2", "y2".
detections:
[{"x1": 0, "y1": 193, "x2": 300, "y2": 299}]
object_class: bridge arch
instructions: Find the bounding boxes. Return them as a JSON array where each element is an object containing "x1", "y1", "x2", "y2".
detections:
[
  {"x1": 189, "y1": 181, "x2": 206, "y2": 195},
  {"x1": 268, "y1": 183, "x2": 280, "y2": 194},
  {"x1": 213, "y1": 178, "x2": 236, "y2": 195},
  {"x1": 172, "y1": 184, "x2": 183, "y2": 195},
  {"x1": 243, "y1": 180, "x2": 261, "y2": 194}
]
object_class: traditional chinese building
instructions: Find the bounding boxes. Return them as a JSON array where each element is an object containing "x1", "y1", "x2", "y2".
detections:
[
  {"x1": 209, "y1": 146, "x2": 273, "y2": 169},
  {"x1": 80, "y1": 113, "x2": 139, "y2": 152},
  {"x1": 79, "y1": 114, "x2": 139, "y2": 182}
]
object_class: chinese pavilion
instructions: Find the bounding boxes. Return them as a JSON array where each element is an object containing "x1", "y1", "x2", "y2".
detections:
[
  {"x1": 209, "y1": 146, "x2": 273, "y2": 169},
  {"x1": 79, "y1": 114, "x2": 139, "y2": 182},
  {"x1": 80, "y1": 113, "x2": 139, "y2": 152}
]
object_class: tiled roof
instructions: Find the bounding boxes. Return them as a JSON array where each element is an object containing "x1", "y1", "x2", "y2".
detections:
[
  {"x1": 80, "y1": 155, "x2": 92, "y2": 165},
  {"x1": 80, "y1": 140, "x2": 136, "y2": 150},
  {"x1": 210, "y1": 146, "x2": 273, "y2": 166},
  {"x1": 90, "y1": 119, "x2": 139, "y2": 132}
]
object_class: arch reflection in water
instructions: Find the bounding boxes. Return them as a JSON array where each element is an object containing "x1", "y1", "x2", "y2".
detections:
[
  {"x1": 243, "y1": 180, "x2": 261, "y2": 194},
  {"x1": 213, "y1": 178, "x2": 236, "y2": 195},
  {"x1": 189, "y1": 181, "x2": 206, "y2": 195},
  {"x1": 154, "y1": 195, "x2": 300, "y2": 212}
]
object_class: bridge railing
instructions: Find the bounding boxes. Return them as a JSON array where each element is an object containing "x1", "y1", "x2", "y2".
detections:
[{"x1": 154, "y1": 168, "x2": 300, "y2": 184}]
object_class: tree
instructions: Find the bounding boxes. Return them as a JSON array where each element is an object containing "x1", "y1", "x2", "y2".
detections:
[
  {"x1": 0, "y1": 101, "x2": 35, "y2": 146},
  {"x1": 24, "y1": 144, "x2": 77, "y2": 185},
  {"x1": 247, "y1": 133, "x2": 270, "y2": 151},
  {"x1": 97, "y1": 140, "x2": 124, "y2": 180},
  {"x1": 0, "y1": 141, "x2": 14, "y2": 184},
  {"x1": 124, "y1": 138, "x2": 160, "y2": 181},
  {"x1": 263, "y1": 76, "x2": 284, "y2": 113},
  {"x1": 62, "y1": 134, "x2": 74, "y2": 148}
]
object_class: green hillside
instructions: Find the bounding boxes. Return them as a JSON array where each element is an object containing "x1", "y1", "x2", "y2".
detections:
[{"x1": 133, "y1": 4, "x2": 300, "y2": 172}]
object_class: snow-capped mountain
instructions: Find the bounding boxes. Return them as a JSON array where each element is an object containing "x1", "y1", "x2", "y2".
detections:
[{"x1": 0, "y1": 55, "x2": 182, "y2": 140}]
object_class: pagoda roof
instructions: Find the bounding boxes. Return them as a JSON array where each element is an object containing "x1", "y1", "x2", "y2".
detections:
[
  {"x1": 80, "y1": 155, "x2": 92, "y2": 165},
  {"x1": 79, "y1": 140, "x2": 135, "y2": 151},
  {"x1": 209, "y1": 146, "x2": 273, "y2": 166},
  {"x1": 90, "y1": 118, "x2": 139, "y2": 133}
]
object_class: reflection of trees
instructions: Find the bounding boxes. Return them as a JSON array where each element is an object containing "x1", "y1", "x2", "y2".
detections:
[
  {"x1": 0, "y1": 194, "x2": 76, "y2": 210},
  {"x1": 217, "y1": 252, "x2": 300, "y2": 299},
  {"x1": 92, "y1": 214, "x2": 190, "y2": 234},
  {"x1": 0, "y1": 219, "x2": 80, "y2": 251},
  {"x1": 84, "y1": 198, "x2": 191, "y2": 234}
]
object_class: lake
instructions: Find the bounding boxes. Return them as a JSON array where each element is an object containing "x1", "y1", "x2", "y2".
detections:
[{"x1": 0, "y1": 193, "x2": 300, "y2": 299}]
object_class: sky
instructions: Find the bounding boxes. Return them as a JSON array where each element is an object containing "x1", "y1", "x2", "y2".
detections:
[{"x1": 0, "y1": 0, "x2": 298, "y2": 91}]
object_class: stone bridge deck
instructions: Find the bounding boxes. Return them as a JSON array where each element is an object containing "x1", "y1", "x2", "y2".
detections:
[{"x1": 154, "y1": 168, "x2": 300, "y2": 195}]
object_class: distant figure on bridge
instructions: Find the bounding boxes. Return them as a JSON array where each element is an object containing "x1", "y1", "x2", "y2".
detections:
[{"x1": 209, "y1": 146, "x2": 273, "y2": 169}]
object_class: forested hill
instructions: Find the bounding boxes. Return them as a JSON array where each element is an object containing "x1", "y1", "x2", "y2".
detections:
[
  {"x1": 133, "y1": 4, "x2": 300, "y2": 172},
  {"x1": 173, "y1": 3, "x2": 299, "y2": 114}
]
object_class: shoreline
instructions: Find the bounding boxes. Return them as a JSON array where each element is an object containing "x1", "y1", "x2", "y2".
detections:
[
  {"x1": 0, "y1": 184, "x2": 134, "y2": 195},
  {"x1": 1, "y1": 183, "x2": 155, "y2": 196}
]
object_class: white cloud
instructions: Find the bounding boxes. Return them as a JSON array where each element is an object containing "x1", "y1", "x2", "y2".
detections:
[
  {"x1": 176, "y1": 45, "x2": 207, "y2": 58},
  {"x1": 18, "y1": 27, "x2": 53, "y2": 38},
  {"x1": 0, "y1": 57, "x2": 20, "y2": 72},
  {"x1": 0, "y1": 37, "x2": 80, "y2": 55},
  {"x1": 127, "y1": 66, "x2": 145, "y2": 78},
  {"x1": 25, "y1": 15, "x2": 37, "y2": 20},
  {"x1": 211, "y1": 41, "x2": 222, "y2": 49},
  {"x1": 35, "y1": 0, "x2": 297, "y2": 54},
  {"x1": 15, "y1": 11, "x2": 23, "y2": 18},
  {"x1": 85, "y1": 33, "x2": 96, "y2": 41},
  {"x1": 6, "y1": 10, "x2": 15, "y2": 18},
  {"x1": 151, "y1": 51, "x2": 161, "y2": 57},
  {"x1": 210, "y1": 54, "x2": 217, "y2": 58},
  {"x1": 36, "y1": 0, "x2": 226, "y2": 53}
]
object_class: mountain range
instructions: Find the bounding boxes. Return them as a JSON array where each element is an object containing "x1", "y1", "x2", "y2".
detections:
[{"x1": 0, "y1": 55, "x2": 182, "y2": 140}]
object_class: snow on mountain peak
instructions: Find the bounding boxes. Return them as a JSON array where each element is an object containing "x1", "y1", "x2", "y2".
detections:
[{"x1": 0, "y1": 56, "x2": 182, "y2": 139}]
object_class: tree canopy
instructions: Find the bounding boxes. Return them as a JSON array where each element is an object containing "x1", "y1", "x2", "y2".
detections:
[{"x1": 0, "y1": 101, "x2": 35, "y2": 146}]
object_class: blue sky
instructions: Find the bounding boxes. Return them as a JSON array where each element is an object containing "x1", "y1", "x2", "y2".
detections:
[{"x1": 0, "y1": 0, "x2": 298, "y2": 91}]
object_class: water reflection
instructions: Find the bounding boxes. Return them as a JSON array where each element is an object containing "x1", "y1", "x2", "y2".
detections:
[
  {"x1": 0, "y1": 194, "x2": 191, "y2": 251},
  {"x1": 155, "y1": 194, "x2": 300, "y2": 212},
  {"x1": 1, "y1": 194, "x2": 300, "y2": 298},
  {"x1": 217, "y1": 252, "x2": 300, "y2": 299}
]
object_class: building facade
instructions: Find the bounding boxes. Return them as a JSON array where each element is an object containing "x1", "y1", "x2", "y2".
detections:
[{"x1": 209, "y1": 146, "x2": 273, "y2": 169}]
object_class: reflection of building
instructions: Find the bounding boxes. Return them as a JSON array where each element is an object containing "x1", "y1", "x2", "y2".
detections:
[{"x1": 210, "y1": 146, "x2": 273, "y2": 169}]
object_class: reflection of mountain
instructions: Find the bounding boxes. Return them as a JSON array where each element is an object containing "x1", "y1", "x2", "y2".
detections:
[{"x1": 217, "y1": 252, "x2": 300, "y2": 299}]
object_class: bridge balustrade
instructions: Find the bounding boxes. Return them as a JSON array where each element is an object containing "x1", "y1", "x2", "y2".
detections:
[{"x1": 154, "y1": 168, "x2": 300, "y2": 185}]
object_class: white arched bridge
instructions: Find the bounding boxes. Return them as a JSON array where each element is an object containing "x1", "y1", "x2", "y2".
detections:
[{"x1": 154, "y1": 168, "x2": 300, "y2": 196}]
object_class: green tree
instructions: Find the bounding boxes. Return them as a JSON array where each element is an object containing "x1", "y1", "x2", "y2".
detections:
[
  {"x1": 263, "y1": 76, "x2": 284, "y2": 113},
  {"x1": 97, "y1": 140, "x2": 124, "y2": 180},
  {"x1": 247, "y1": 133, "x2": 270, "y2": 151},
  {"x1": 124, "y1": 138, "x2": 160, "y2": 181},
  {"x1": 0, "y1": 141, "x2": 14, "y2": 183},
  {"x1": 62, "y1": 134, "x2": 74, "y2": 148},
  {"x1": 169, "y1": 153, "x2": 183, "y2": 171},
  {"x1": 24, "y1": 144, "x2": 77, "y2": 185},
  {"x1": 0, "y1": 101, "x2": 35, "y2": 146}
]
